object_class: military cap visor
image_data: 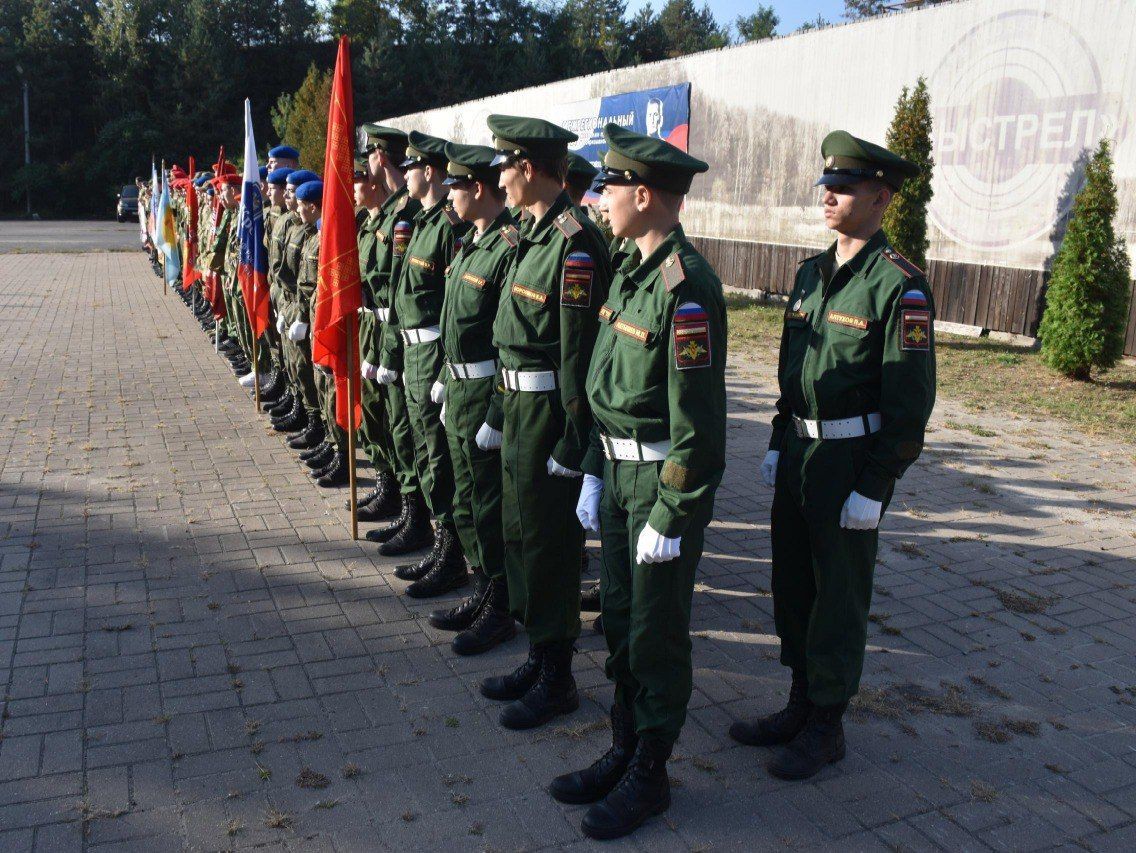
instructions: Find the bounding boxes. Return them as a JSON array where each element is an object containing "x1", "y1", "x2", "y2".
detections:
[
  {"x1": 442, "y1": 142, "x2": 499, "y2": 186},
  {"x1": 815, "y1": 130, "x2": 919, "y2": 191},
  {"x1": 597, "y1": 123, "x2": 708, "y2": 194},
  {"x1": 399, "y1": 131, "x2": 449, "y2": 169},
  {"x1": 268, "y1": 145, "x2": 300, "y2": 160},
  {"x1": 361, "y1": 124, "x2": 408, "y2": 156},
  {"x1": 487, "y1": 114, "x2": 577, "y2": 166}
]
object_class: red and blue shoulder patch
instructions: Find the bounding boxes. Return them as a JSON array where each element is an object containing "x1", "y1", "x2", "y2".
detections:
[
  {"x1": 561, "y1": 251, "x2": 594, "y2": 308},
  {"x1": 901, "y1": 288, "x2": 929, "y2": 308},
  {"x1": 393, "y1": 220, "x2": 412, "y2": 255},
  {"x1": 673, "y1": 302, "x2": 712, "y2": 370}
]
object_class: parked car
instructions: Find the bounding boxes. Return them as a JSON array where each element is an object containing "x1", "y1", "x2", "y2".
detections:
[{"x1": 116, "y1": 185, "x2": 139, "y2": 222}]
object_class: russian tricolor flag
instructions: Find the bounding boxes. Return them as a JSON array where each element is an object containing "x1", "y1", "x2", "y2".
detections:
[{"x1": 237, "y1": 98, "x2": 271, "y2": 338}]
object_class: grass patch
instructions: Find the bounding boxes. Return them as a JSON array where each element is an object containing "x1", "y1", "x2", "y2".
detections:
[
  {"x1": 295, "y1": 768, "x2": 330, "y2": 789},
  {"x1": 725, "y1": 301, "x2": 1136, "y2": 445},
  {"x1": 994, "y1": 587, "x2": 1057, "y2": 615},
  {"x1": 970, "y1": 780, "x2": 998, "y2": 803}
]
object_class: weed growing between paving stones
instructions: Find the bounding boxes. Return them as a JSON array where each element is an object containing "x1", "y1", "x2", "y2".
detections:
[
  {"x1": 296, "y1": 768, "x2": 330, "y2": 789},
  {"x1": 265, "y1": 809, "x2": 292, "y2": 829},
  {"x1": 848, "y1": 681, "x2": 976, "y2": 726},
  {"x1": 970, "y1": 780, "x2": 999, "y2": 803},
  {"x1": 342, "y1": 763, "x2": 362, "y2": 778}
]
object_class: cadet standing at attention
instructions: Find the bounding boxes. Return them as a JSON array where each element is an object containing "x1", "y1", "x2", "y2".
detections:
[
  {"x1": 553, "y1": 124, "x2": 724, "y2": 840},
  {"x1": 478, "y1": 115, "x2": 612, "y2": 730},
  {"x1": 729, "y1": 131, "x2": 936, "y2": 779},
  {"x1": 375, "y1": 131, "x2": 470, "y2": 593},
  {"x1": 356, "y1": 125, "x2": 422, "y2": 530},
  {"x1": 264, "y1": 167, "x2": 298, "y2": 423},
  {"x1": 428, "y1": 142, "x2": 518, "y2": 654}
]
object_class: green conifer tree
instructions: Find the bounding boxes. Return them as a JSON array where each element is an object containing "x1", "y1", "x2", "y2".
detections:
[
  {"x1": 882, "y1": 77, "x2": 934, "y2": 270},
  {"x1": 1039, "y1": 139, "x2": 1132, "y2": 380}
]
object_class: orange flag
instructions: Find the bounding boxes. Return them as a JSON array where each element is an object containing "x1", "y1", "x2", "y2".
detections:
[
  {"x1": 312, "y1": 35, "x2": 362, "y2": 431},
  {"x1": 182, "y1": 156, "x2": 201, "y2": 292}
]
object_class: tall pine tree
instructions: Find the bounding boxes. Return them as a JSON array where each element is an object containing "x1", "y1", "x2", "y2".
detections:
[
  {"x1": 1039, "y1": 140, "x2": 1132, "y2": 380},
  {"x1": 882, "y1": 77, "x2": 934, "y2": 270}
]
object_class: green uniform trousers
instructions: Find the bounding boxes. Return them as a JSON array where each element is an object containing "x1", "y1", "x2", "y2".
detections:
[
  {"x1": 402, "y1": 340, "x2": 453, "y2": 522},
  {"x1": 316, "y1": 370, "x2": 346, "y2": 450},
  {"x1": 444, "y1": 374, "x2": 504, "y2": 580},
  {"x1": 227, "y1": 283, "x2": 271, "y2": 374},
  {"x1": 282, "y1": 336, "x2": 321, "y2": 422},
  {"x1": 501, "y1": 390, "x2": 582, "y2": 644},
  {"x1": 599, "y1": 458, "x2": 707, "y2": 744},
  {"x1": 357, "y1": 312, "x2": 392, "y2": 476},
  {"x1": 771, "y1": 431, "x2": 891, "y2": 707},
  {"x1": 383, "y1": 378, "x2": 418, "y2": 495}
]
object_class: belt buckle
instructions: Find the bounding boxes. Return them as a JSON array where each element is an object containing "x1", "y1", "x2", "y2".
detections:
[{"x1": 793, "y1": 416, "x2": 806, "y2": 439}]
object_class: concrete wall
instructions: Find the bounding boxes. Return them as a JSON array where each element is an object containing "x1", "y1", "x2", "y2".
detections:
[{"x1": 380, "y1": 0, "x2": 1136, "y2": 278}]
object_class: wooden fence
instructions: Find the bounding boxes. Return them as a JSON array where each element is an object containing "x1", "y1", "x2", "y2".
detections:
[{"x1": 692, "y1": 236, "x2": 1136, "y2": 357}]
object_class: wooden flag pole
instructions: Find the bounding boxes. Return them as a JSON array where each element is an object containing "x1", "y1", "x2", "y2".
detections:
[{"x1": 345, "y1": 308, "x2": 359, "y2": 541}]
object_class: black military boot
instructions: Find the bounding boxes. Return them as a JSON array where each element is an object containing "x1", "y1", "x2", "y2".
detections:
[
  {"x1": 729, "y1": 670, "x2": 811, "y2": 747},
  {"x1": 581, "y1": 738, "x2": 672, "y2": 840},
  {"x1": 310, "y1": 449, "x2": 342, "y2": 480},
  {"x1": 378, "y1": 492, "x2": 432, "y2": 556},
  {"x1": 354, "y1": 473, "x2": 400, "y2": 521},
  {"x1": 550, "y1": 704, "x2": 637, "y2": 804},
  {"x1": 289, "y1": 422, "x2": 325, "y2": 451},
  {"x1": 480, "y1": 643, "x2": 544, "y2": 702},
  {"x1": 499, "y1": 640, "x2": 578, "y2": 730},
  {"x1": 767, "y1": 702, "x2": 847, "y2": 780},
  {"x1": 272, "y1": 401, "x2": 306, "y2": 433},
  {"x1": 394, "y1": 521, "x2": 440, "y2": 580},
  {"x1": 405, "y1": 525, "x2": 468, "y2": 598},
  {"x1": 266, "y1": 392, "x2": 293, "y2": 417},
  {"x1": 429, "y1": 569, "x2": 489, "y2": 631},
  {"x1": 301, "y1": 441, "x2": 333, "y2": 464},
  {"x1": 452, "y1": 577, "x2": 515, "y2": 656},
  {"x1": 365, "y1": 493, "x2": 411, "y2": 544},
  {"x1": 580, "y1": 583, "x2": 601, "y2": 612},
  {"x1": 317, "y1": 452, "x2": 349, "y2": 488}
]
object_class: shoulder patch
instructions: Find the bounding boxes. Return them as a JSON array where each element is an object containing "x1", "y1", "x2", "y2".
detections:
[
  {"x1": 901, "y1": 287, "x2": 929, "y2": 308},
  {"x1": 553, "y1": 211, "x2": 582, "y2": 239},
  {"x1": 393, "y1": 220, "x2": 412, "y2": 255},
  {"x1": 901, "y1": 309, "x2": 932, "y2": 351},
  {"x1": 881, "y1": 247, "x2": 924, "y2": 278},
  {"x1": 661, "y1": 253, "x2": 686, "y2": 292},
  {"x1": 500, "y1": 224, "x2": 519, "y2": 247},
  {"x1": 561, "y1": 251, "x2": 594, "y2": 308},
  {"x1": 673, "y1": 302, "x2": 712, "y2": 369}
]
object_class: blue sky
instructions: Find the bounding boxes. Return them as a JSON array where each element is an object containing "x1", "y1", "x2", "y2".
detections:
[{"x1": 641, "y1": 0, "x2": 850, "y2": 34}]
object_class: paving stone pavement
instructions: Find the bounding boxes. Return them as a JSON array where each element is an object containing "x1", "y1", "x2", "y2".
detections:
[{"x1": 0, "y1": 249, "x2": 1134, "y2": 852}]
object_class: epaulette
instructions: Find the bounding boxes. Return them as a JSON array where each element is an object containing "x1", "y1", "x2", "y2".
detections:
[
  {"x1": 444, "y1": 205, "x2": 462, "y2": 227},
  {"x1": 394, "y1": 195, "x2": 408, "y2": 213},
  {"x1": 500, "y1": 224, "x2": 519, "y2": 247},
  {"x1": 799, "y1": 251, "x2": 824, "y2": 266},
  {"x1": 661, "y1": 253, "x2": 686, "y2": 292},
  {"x1": 881, "y1": 246, "x2": 924, "y2": 278},
  {"x1": 553, "y1": 210, "x2": 582, "y2": 239}
]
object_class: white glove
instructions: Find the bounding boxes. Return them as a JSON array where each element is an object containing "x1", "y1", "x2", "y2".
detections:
[
  {"x1": 430, "y1": 380, "x2": 446, "y2": 405},
  {"x1": 287, "y1": 321, "x2": 308, "y2": 342},
  {"x1": 476, "y1": 423, "x2": 502, "y2": 451},
  {"x1": 547, "y1": 456, "x2": 582, "y2": 478},
  {"x1": 440, "y1": 402, "x2": 446, "y2": 427},
  {"x1": 275, "y1": 314, "x2": 286, "y2": 334},
  {"x1": 376, "y1": 365, "x2": 398, "y2": 385},
  {"x1": 635, "y1": 523, "x2": 681, "y2": 564},
  {"x1": 576, "y1": 474, "x2": 602, "y2": 532},
  {"x1": 840, "y1": 491, "x2": 883, "y2": 530},
  {"x1": 361, "y1": 360, "x2": 379, "y2": 381},
  {"x1": 761, "y1": 450, "x2": 780, "y2": 488}
]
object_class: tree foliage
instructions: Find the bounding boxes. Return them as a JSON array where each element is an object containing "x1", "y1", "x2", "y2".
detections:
[
  {"x1": 882, "y1": 77, "x2": 934, "y2": 270},
  {"x1": 273, "y1": 65, "x2": 331, "y2": 171},
  {"x1": 1039, "y1": 140, "x2": 1132, "y2": 380},
  {"x1": 736, "y1": 5, "x2": 779, "y2": 42},
  {"x1": 844, "y1": 1, "x2": 888, "y2": 20}
]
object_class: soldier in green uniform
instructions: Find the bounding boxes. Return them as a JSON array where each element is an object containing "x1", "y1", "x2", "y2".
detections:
[
  {"x1": 263, "y1": 167, "x2": 299, "y2": 422},
  {"x1": 550, "y1": 125, "x2": 723, "y2": 840},
  {"x1": 355, "y1": 126, "x2": 422, "y2": 528},
  {"x1": 208, "y1": 175, "x2": 250, "y2": 377},
  {"x1": 477, "y1": 115, "x2": 612, "y2": 730},
  {"x1": 374, "y1": 131, "x2": 469, "y2": 594},
  {"x1": 426, "y1": 141, "x2": 518, "y2": 653},
  {"x1": 257, "y1": 168, "x2": 290, "y2": 411},
  {"x1": 360, "y1": 126, "x2": 431, "y2": 551},
  {"x1": 268, "y1": 145, "x2": 301, "y2": 172},
  {"x1": 728, "y1": 131, "x2": 936, "y2": 780},
  {"x1": 270, "y1": 169, "x2": 314, "y2": 436},
  {"x1": 565, "y1": 152, "x2": 599, "y2": 209}
]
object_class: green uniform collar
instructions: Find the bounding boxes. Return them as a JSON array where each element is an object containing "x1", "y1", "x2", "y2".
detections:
[
  {"x1": 625, "y1": 224, "x2": 687, "y2": 288},
  {"x1": 380, "y1": 185, "x2": 409, "y2": 217},
  {"x1": 821, "y1": 229, "x2": 889, "y2": 283},
  {"x1": 416, "y1": 195, "x2": 449, "y2": 222},
  {"x1": 522, "y1": 191, "x2": 572, "y2": 246},
  {"x1": 465, "y1": 208, "x2": 513, "y2": 254}
]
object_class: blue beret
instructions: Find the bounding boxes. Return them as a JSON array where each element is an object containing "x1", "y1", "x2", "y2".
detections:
[
  {"x1": 267, "y1": 167, "x2": 294, "y2": 186},
  {"x1": 258, "y1": 166, "x2": 268, "y2": 179},
  {"x1": 269, "y1": 145, "x2": 300, "y2": 160},
  {"x1": 286, "y1": 169, "x2": 320, "y2": 186},
  {"x1": 295, "y1": 180, "x2": 324, "y2": 203},
  {"x1": 193, "y1": 176, "x2": 209, "y2": 187}
]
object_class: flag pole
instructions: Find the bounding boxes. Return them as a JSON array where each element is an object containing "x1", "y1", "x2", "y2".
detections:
[
  {"x1": 160, "y1": 159, "x2": 167, "y2": 297},
  {"x1": 346, "y1": 309, "x2": 358, "y2": 541}
]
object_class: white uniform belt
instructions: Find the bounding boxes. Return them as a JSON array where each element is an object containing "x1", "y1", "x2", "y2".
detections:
[
  {"x1": 400, "y1": 325, "x2": 440, "y2": 345},
  {"x1": 373, "y1": 307, "x2": 390, "y2": 323},
  {"x1": 448, "y1": 359, "x2": 498, "y2": 380},
  {"x1": 501, "y1": 369, "x2": 558, "y2": 392},
  {"x1": 793, "y1": 412, "x2": 882, "y2": 440},
  {"x1": 600, "y1": 435, "x2": 671, "y2": 462}
]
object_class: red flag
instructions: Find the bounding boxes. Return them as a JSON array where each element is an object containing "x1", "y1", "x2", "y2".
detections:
[
  {"x1": 182, "y1": 156, "x2": 201, "y2": 292},
  {"x1": 312, "y1": 36, "x2": 362, "y2": 431}
]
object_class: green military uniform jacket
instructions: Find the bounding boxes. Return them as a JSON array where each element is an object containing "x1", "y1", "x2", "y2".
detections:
[
  {"x1": 770, "y1": 230, "x2": 936, "y2": 501},
  {"x1": 438, "y1": 208, "x2": 518, "y2": 425},
  {"x1": 380, "y1": 197, "x2": 467, "y2": 371},
  {"x1": 206, "y1": 209, "x2": 233, "y2": 274},
  {"x1": 359, "y1": 187, "x2": 421, "y2": 365},
  {"x1": 278, "y1": 220, "x2": 314, "y2": 325},
  {"x1": 491, "y1": 192, "x2": 612, "y2": 470},
  {"x1": 296, "y1": 225, "x2": 321, "y2": 324},
  {"x1": 584, "y1": 225, "x2": 727, "y2": 537}
]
